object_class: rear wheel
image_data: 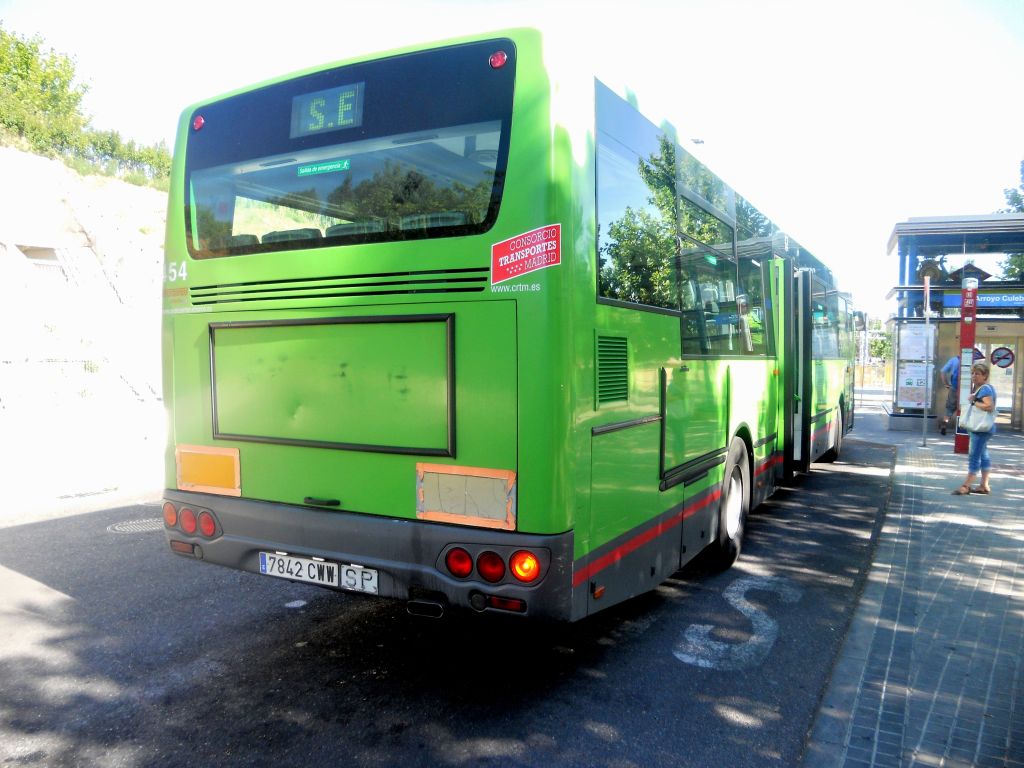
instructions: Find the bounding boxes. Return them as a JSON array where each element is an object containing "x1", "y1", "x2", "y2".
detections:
[{"x1": 710, "y1": 438, "x2": 750, "y2": 570}]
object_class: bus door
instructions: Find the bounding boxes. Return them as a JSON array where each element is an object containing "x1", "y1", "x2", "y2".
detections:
[{"x1": 789, "y1": 268, "x2": 813, "y2": 474}]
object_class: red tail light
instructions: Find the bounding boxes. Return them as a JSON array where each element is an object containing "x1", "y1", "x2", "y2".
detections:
[
  {"x1": 162, "y1": 502, "x2": 178, "y2": 528},
  {"x1": 445, "y1": 547, "x2": 473, "y2": 578},
  {"x1": 476, "y1": 551, "x2": 505, "y2": 583},
  {"x1": 486, "y1": 595, "x2": 526, "y2": 613},
  {"x1": 198, "y1": 511, "x2": 217, "y2": 538},
  {"x1": 180, "y1": 508, "x2": 197, "y2": 535}
]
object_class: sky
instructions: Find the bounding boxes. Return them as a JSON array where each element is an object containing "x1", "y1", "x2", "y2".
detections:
[{"x1": 2, "y1": 0, "x2": 1023, "y2": 318}]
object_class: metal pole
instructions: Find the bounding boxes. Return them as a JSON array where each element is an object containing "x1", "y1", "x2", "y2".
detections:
[
  {"x1": 954, "y1": 277, "x2": 979, "y2": 454},
  {"x1": 922, "y1": 276, "x2": 930, "y2": 446}
]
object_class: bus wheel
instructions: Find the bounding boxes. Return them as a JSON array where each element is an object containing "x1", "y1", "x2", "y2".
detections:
[
  {"x1": 821, "y1": 406, "x2": 844, "y2": 463},
  {"x1": 711, "y1": 438, "x2": 750, "y2": 570}
]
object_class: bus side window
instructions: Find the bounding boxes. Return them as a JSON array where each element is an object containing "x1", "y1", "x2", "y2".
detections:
[
  {"x1": 737, "y1": 257, "x2": 767, "y2": 355},
  {"x1": 679, "y1": 247, "x2": 736, "y2": 356}
]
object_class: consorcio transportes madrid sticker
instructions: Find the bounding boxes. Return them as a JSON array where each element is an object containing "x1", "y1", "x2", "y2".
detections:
[{"x1": 491, "y1": 224, "x2": 561, "y2": 285}]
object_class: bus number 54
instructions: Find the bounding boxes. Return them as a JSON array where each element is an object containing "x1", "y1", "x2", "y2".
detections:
[{"x1": 166, "y1": 261, "x2": 188, "y2": 282}]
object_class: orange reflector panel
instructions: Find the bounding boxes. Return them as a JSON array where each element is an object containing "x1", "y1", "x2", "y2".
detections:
[
  {"x1": 176, "y1": 445, "x2": 241, "y2": 497},
  {"x1": 169, "y1": 540, "x2": 196, "y2": 555}
]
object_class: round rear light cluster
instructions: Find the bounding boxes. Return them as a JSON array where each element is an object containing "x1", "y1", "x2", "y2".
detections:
[
  {"x1": 162, "y1": 501, "x2": 220, "y2": 539},
  {"x1": 445, "y1": 547, "x2": 473, "y2": 578},
  {"x1": 443, "y1": 547, "x2": 543, "y2": 584},
  {"x1": 199, "y1": 511, "x2": 217, "y2": 537},
  {"x1": 510, "y1": 551, "x2": 541, "y2": 581},
  {"x1": 476, "y1": 551, "x2": 505, "y2": 583},
  {"x1": 180, "y1": 507, "x2": 198, "y2": 534}
]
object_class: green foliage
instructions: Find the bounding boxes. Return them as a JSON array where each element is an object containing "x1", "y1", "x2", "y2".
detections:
[
  {"x1": 599, "y1": 206, "x2": 676, "y2": 306},
  {"x1": 868, "y1": 332, "x2": 893, "y2": 361},
  {"x1": 597, "y1": 137, "x2": 678, "y2": 308},
  {"x1": 998, "y1": 159, "x2": 1024, "y2": 280},
  {"x1": 0, "y1": 24, "x2": 170, "y2": 189},
  {"x1": 0, "y1": 25, "x2": 87, "y2": 153}
]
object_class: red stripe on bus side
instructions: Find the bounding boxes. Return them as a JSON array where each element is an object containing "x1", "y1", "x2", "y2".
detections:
[
  {"x1": 812, "y1": 419, "x2": 833, "y2": 445},
  {"x1": 755, "y1": 452, "x2": 783, "y2": 476},
  {"x1": 572, "y1": 489, "x2": 722, "y2": 588}
]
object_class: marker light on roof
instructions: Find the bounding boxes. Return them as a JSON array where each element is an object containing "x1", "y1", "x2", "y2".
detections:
[
  {"x1": 193, "y1": 115, "x2": 205, "y2": 131},
  {"x1": 489, "y1": 50, "x2": 508, "y2": 69}
]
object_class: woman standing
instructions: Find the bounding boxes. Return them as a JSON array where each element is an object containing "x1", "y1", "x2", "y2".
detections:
[{"x1": 952, "y1": 361, "x2": 997, "y2": 495}]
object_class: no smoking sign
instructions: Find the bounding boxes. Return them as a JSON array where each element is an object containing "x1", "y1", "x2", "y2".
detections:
[{"x1": 991, "y1": 346, "x2": 1015, "y2": 369}]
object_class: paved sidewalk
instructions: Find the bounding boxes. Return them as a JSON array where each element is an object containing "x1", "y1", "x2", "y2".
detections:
[{"x1": 803, "y1": 403, "x2": 1024, "y2": 767}]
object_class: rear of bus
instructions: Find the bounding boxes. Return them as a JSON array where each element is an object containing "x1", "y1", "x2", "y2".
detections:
[{"x1": 160, "y1": 30, "x2": 579, "y2": 620}]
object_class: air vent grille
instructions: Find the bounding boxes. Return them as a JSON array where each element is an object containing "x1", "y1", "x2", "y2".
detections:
[
  {"x1": 596, "y1": 336, "x2": 629, "y2": 405},
  {"x1": 190, "y1": 267, "x2": 489, "y2": 306}
]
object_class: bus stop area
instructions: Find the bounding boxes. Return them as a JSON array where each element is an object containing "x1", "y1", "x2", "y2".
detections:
[
  {"x1": 803, "y1": 402, "x2": 1024, "y2": 767},
  {"x1": 802, "y1": 213, "x2": 1024, "y2": 766},
  {"x1": 883, "y1": 214, "x2": 1024, "y2": 436}
]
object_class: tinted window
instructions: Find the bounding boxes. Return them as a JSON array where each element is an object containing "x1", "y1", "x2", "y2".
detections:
[
  {"x1": 184, "y1": 39, "x2": 515, "y2": 258},
  {"x1": 596, "y1": 83, "x2": 678, "y2": 311},
  {"x1": 679, "y1": 245, "x2": 739, "y2": 355},
  {"x1": 678, "y1": 149, "x2": 734, "y2": 219},
  {"x1": 737, "y1": 255, "x2": 769, "y2": 355},
  {"x1": 679, "y1": 195, "x2": 732, "y2": 252},
  {"x1": 811, "y1": 278, "x2": 841, "y2": 359}
]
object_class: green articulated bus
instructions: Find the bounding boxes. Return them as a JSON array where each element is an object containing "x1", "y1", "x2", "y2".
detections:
[{"x1": 161, "y1": 28, "x2": 857, "y2": 621}]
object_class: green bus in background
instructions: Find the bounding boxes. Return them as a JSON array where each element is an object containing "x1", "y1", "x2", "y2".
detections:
[{"x1": 161, "y1": 29, "x2": 857, "y2": 621}]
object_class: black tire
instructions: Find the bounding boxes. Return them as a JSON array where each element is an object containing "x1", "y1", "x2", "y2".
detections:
[
  {"x1": 710, "y1": 438, "x2": 750, "y2": 570},
  {"x1": 821, "y1": 405, "x2": 844, "y2": 463}
]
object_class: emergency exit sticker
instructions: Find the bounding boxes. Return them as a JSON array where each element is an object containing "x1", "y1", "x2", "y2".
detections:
[{"x1": 491, "y1": 224, "x2": 561, "y2": 285}]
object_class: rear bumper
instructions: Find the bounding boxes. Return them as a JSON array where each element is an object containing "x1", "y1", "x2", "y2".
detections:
[{"x1": 162, "y1": 490, "x2": 574, "y2": 620}]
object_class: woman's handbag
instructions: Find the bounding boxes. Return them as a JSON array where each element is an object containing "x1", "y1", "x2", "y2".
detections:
[{"x1": 961, "y1": 403, "x2": 995, "y2": 433}]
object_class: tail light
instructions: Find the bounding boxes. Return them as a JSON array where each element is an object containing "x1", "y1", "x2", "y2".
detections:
[
  {"x1": 475, "y1": 551, "x2": 506, "y2": 583},
  {"x1": 510, "y1": 551, "x2": 541, "y2": 582},
  {"x1": 180, "y1": 508, "x2": 197, "y2": 534},
  {"x1": 162, "y1": 502, "x2": 220, "y2": 540},
  {"x1": 441, "y1": 547, "x2": 545, "y2": 585},
  {"x1": 445, "y1": 547, "x2": 473, "y2": 578},
  {"x1": 198, "y1": 511, "x2": 217, "y2": 538}
]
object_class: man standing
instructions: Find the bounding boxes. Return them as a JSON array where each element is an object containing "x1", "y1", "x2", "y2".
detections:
[{"x1": 939, "y1": 354, "x2": 959, "y2": 435}]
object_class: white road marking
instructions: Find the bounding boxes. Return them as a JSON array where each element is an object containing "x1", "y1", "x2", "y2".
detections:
[{"x1": 673, "y1": 575, "x2": 803, "y2": 671}]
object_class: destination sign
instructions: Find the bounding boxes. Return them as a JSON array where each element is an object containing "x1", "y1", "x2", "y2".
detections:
[{"x1": 290, "y1": 82, "x2": 365, "y2": 139}]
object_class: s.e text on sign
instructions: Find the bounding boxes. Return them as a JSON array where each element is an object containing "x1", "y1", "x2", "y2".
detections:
[{"x1": 491, "y1": 224, "x2": 561, "y2": 285}]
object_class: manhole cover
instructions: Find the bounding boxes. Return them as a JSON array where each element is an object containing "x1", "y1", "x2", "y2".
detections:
[{"x1": 107, "y1": 518, "x2": 164, "y2": 534}]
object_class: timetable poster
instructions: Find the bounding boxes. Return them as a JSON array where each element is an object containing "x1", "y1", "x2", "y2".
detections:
[
  {"x1": 897, "y1": 362, "x2": 935, "y2": 408},
  {"x1": 898, "y1": 324, "x2": 935, "y2": 362}
]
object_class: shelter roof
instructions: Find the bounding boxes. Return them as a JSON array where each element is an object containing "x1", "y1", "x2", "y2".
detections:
[{"x1": 887, "y1": 213, "x2": 1024, "y2": 256}]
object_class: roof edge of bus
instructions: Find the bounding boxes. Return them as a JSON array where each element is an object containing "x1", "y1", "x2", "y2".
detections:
[{"x1": 174, "y1": 27, "x2": 544, "y2": 121}]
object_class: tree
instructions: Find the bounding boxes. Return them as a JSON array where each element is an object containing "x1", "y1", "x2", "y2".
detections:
[
  {"x1": 1, "y1": 24, "x2": 171, "y2": 188},
  {"x1": 998, "y1": 159, "x2": 1024, "y2": 280},
  {"x1": 868, "y1": 332, "x2": 893, "y2": 361},
  {"x1": 0, "y1": 25, "x2": 88, "y2": 154}
]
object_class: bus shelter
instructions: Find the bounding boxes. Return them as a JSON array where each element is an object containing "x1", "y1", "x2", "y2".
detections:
[{"x1": 886, "y1": 214, "x2": 1024, "y2": 433}]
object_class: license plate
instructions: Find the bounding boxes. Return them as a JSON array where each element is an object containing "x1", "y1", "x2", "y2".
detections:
[{"x1": 258, "y1": 552, "x2": 378, "y2": 594}]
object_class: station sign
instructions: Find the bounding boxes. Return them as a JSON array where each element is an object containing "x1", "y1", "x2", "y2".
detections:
[{"x1": 942, "y1": 291, "x2": 1024, "y2": 308}]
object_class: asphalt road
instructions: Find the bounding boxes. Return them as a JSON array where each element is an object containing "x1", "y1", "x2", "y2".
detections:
[{"x1": 0, "y1": 437, "x2": 893, "y2": 768}]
